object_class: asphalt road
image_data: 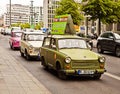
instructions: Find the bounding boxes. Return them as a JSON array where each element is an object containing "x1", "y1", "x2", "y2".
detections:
[{"x1": 0, "y1": 34, "x2": 120, "y2": 94}]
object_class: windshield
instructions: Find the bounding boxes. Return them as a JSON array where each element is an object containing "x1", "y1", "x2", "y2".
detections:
[
  {"x1": 14, "y1": 32, "x2": 22, "y2": 37},
  {"x1": 58, "y1": 39, "x2": 87, "y2": 49},
  {"x1": 114, "y1": 33, "x2": 120, "y2": 39},
  {"x1": 27, "y1": 34, "x2": 45, "y2": 41}
]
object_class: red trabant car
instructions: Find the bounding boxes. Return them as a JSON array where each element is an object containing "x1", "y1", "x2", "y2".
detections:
[{"x1": 9, "y1": 30, "x2": 23, "y2": 50}]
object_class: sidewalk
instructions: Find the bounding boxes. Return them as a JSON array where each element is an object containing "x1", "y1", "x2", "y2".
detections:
[{"x1": 0, "y1": 46, "x2": 51, "y2": 94}]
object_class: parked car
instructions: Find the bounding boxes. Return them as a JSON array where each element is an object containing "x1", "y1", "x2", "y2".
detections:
[
  {"x1": 9, "y1": 31, "x2": 23, "y2": 50},
  {"x1": 5, "y1": 28, "x2": 11, "y2": 35},
  {"x1": 40, "y1": 35, "x2": 106, "y2": 80},
  {"x1": 76, "y1": 32, "x2": 93, "y2": 48},
  {"x1": 20, "y1": 32, "x2": 46, "y2": 60},
  {"x1": 97, "y1": 31, "x2": 120, "y2": 57}
]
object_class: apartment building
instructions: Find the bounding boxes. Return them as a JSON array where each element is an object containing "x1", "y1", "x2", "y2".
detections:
[
  {"x1": 4, "y1": 4, "x2": 30, "y2": 26},
  {"x1": 4, "y1": 4, "x2": 43, "y2": 27},
  {"x1": 32, "y1": 6, "x2": 43, "y2": 25}
]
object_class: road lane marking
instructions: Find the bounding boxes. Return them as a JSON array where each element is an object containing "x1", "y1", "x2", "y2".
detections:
[{"x1": 104, "y1": 72, "x2": 120, "y2": 81}]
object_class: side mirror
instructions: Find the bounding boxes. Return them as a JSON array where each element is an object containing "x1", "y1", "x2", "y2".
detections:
[
  {"x1": 87, "y1": 43, "x2": 92, "y2": 50},
  {"x1": 109, "y1": 36, "x2": 114, "y2": 40}
]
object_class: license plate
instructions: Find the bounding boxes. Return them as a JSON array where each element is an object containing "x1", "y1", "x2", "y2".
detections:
[{"x1": 78, "y1": 70, "x2": 94, "y2": 75}]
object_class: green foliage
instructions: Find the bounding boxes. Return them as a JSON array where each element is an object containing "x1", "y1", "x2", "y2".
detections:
[
  {"x1": 55, "y1": 0, "x2": 84, "y2": 25},
  {"x1": 82, "y1": 0, "x2": 120, "y2": 24}
]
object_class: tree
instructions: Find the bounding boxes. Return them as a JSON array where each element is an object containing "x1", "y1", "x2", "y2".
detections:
[
  {"x1": 82, "y1": 0, "x2": 120, "y2": 35},
  {"x1": 19, "y1": 23, "x2": 30, "y2": 29},
  {"x1": 55, "y1": 0, "x2": 84, "y2": 25}
]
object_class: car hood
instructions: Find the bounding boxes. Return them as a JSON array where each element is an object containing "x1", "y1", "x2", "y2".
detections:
[
  {"x1": 28, "y1": 41, "x2": 43, "y2": 47},
  {"x1": 59, "y1": 49, "x2": 99, "y2": 60}
]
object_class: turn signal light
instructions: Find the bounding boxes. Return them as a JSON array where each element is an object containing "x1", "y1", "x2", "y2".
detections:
[
  {"x1": 66, "y1": 65, "x2": 70, "y2": 69},
  {"x1": 100, "y1": 64, "x2": 104, "y2": 68}
]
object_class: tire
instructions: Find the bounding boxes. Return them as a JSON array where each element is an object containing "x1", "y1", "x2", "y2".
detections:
[
  {"x1": 11, "y1": 43, "x2": 15, "y2": 50},
  {"x1": 115, "y1": 47, "x2": 120, "y2": 57},
  {"x1": 56, "y1": 63, "x2": 67, "y2": 80},
  {"x1": 10, "y1": 44, "x2": 12, "y2": 49},
  {"x1": 93, "y1": 74, "x2": 101, "y2": 80},
  {"x1": 41, "y1": 57, "x2": 48, "y2": 69},
  {"x1": 97, "y1": 44, "x2": 103, "y2": 53},
  {"x1": 20, "y1": 48, "x2": 24, "y2": 57},
  {"x1": 25, "y1": 51, "x2": 30, "y2": 60}
]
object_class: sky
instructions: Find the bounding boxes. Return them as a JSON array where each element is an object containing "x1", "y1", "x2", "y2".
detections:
[{"x1": 0, "y1": 0, "x2": 43, "y2": 15}]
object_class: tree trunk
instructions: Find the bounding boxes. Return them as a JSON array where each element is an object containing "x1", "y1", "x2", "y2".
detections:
[{"x1": 98, "y1": 18, "x2": 101, "y2": 36}]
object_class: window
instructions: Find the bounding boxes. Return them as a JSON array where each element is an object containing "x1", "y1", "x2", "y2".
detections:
[
  {"x1": 101, "y1": 33, "x2": 109, "y2": 38},
  {"x1": 43, "y1": 37, "x2": 51, "y2": 47},
  {"x1": 58, "y1": 39, "x2": 87, "y2": 49},
  {"x1": 51, "y1": 38, "x2": 56, "y2": 49}
]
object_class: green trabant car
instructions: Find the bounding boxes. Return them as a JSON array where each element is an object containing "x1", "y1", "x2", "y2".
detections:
[
  {"x1": 20, "y1": 31, "x2": 46, "y2": 60},
  {"x1": 40, "y1": 35, "x2": 106, "y2": 79}
]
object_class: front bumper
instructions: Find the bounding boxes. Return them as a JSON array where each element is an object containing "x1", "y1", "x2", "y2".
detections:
[{"x1": 61, "y1": 69, "x2": 106, "y2": 76}]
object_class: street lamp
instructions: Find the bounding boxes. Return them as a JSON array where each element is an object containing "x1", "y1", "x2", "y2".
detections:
[{"x1": 9, "y1": 0, "x2": 11, "y2": 27}]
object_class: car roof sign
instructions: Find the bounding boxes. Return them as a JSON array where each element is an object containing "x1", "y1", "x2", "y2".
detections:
[{"x1": 51, "y1": 14, "x2": 75, "y2": 35}]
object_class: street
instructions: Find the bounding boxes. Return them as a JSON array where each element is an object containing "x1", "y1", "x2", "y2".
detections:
[{"x1": 0, "y1": 34, "x2": 120, "y2": 94}]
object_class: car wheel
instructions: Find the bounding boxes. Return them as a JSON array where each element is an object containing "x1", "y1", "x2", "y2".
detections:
[
  {"x1": 97, "y1": 44, "x2": 103, "y2": 53},
  {"x1": 57, "y1": 63, "x2": 67, "y2": 80},
  {"x1": 93, "y1": 74, "x2": 101, "y2": 80},
  {"x1": 10, "y1": 44, "x2": 12, "y2": 49},
  {"x1": 115, "y1": 47, "x2": 120, "y2": 57},
  {"x1": 41, "y1": 57, "x2": 48, "y2": 69},
  {"x1": 20, "y1": 48, "x2": 24, "y2": 57},
  {"x1": 25, "y1": 51, "x2": 30, "y2": 60},
  {"x1": 11, "y1": 44, "x2": 15, "y2": 50},
  {"x1": 12, "y1": 45, "x2": 15, "y2": 50}
]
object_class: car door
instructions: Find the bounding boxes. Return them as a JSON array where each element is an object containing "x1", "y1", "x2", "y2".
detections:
[
  {"x1": 20, "y1": 33, "x2": 27, "y2": 53},
  {"x1": 107, "y1": 33, "x2": 116, "y2": 52},
  {"x1": 42, "y1": 37, "x2": 51, "y2": 65},
  {"x1": 47, "y1": 38, "x2": 57, "y2": 68},
  {"x1": 99, "y1": 33, "x2": 109, "y2": 50}
]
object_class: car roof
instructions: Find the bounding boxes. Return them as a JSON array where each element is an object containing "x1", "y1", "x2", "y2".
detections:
[
  {"x1": 23, "y1": 31, "x2": 45, "y2": 35},
  {"x1": 46, "y1": 34, "x2": 83, "y2": 39},
  {"x1": 12, "y1": 30, "x2": 23, "y2": 33},
  {"x1": 101, "y1": 31, "x2": 119, "y2": 35}
]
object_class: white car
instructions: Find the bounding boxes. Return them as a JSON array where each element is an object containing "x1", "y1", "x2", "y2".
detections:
[{"x1": 20, "y1": 31, "x2": 46, "y2": 60}]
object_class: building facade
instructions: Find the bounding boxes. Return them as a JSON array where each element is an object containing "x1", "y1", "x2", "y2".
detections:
[
  {"x1": 4, "y1": 4, "x2": 30, "y2": 26},
  {"x1": 4, "y1": 4, "x2": 43, "y2": 27},
  {"x1": 0, "y1": 15, "x2": 4, "y2": 27},
  {"x1": 32, "y1": 6, "x2": 43, "y2": 25},
  {"x1": 43, "y1": 0, "x2": 60, "y2": 30}
]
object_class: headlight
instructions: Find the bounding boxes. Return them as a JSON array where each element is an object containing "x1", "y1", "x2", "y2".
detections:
[
  {"x1": 65, "y1": 57, "x2": 71, "y2": 63},
  {"x1": 99, "y1": 57, "x2": 105, "y2": 63}
]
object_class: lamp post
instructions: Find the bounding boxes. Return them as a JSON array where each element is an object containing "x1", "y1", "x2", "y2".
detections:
[
  {"x1": 30, "y1": 0, "x2": 34, "y2": 26},
  {"x1": 9, "y1": 0, "x2": 11, "y2": 27}
]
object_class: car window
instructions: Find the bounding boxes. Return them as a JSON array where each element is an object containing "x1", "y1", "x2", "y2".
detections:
[
  {"x1": 114, "y1": 33, "x2": 120, "y2": 39},
  {"x1": 50, "y1": 38, "x2": 56, "y2": 49},
  {"x1": 58, "y1": 39, "x2": 87, "y2": 49},
  {"x1": 27, "y1": 34, "x2": 44, "y2": 41},
  {"x1": 101, "y1": 32, "x2": 114, "y2": 38},
  {"x1": 14, "y1": 32, "x2": 22, "y2": 37},
  {"x1": 101, "y1": 33, "x2": 109, "y2": 38},
  {"x1": 43, "y1": 37, "x2": 51, "y2": 47}
]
